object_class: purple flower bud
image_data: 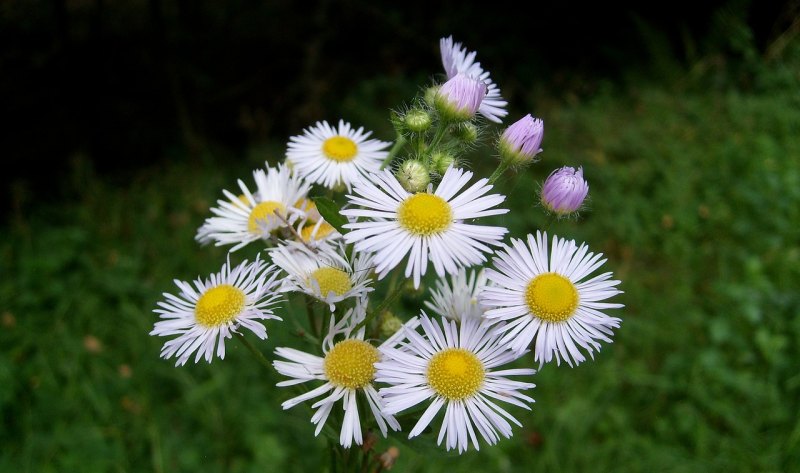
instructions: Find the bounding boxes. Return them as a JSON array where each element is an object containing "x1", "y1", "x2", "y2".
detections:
[
  {"x1": 541, "y1": 166, "x2": 589, "y2": 215},
  {"x1": 434, "y1": 73, "x2": 487, "y2": 121},
  {"x1": 499, "y1": 114, "x2": 544, "y2": 166}
]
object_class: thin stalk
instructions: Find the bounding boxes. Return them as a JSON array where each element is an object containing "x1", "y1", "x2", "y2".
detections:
[
  {"x1": 381, "y1": 135, "x2": 407, "y2": 169},
  {"x1": 234, "y1": 332, "x2": 272, "y2": 371},
  {"x1": 356, "y1": 284, "x2": 404, "y2": 332},
  {"x1": 488, "y1": 161, "x2": 510, "y2": 185},
  {"x1": 305, "y1": 295, "x2": 320, "y2": 339},
  {"x1": 424, "y1": 124, "x2": 449, "y2": 166}
]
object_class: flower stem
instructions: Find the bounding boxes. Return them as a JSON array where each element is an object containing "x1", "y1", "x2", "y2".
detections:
[
  {"x1": 356, "y1": 283, "x2": 404, "y2": 332},
  {"x1": 234, "y1": 332, "x2": 272, "y2": 371},
  {"x1": 381, "y1": 135, "x2": 407, "y2": 169},
  {"x1": 488, "y1": 162, "x2": 509, "y2": 185},
  {"x1": 424, "y1": 124, "x2": 450, "y2": 166}
]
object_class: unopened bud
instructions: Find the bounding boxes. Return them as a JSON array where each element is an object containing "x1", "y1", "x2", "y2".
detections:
[
  {"x1": 430, "y1": 151, "x2": 456, "y2": 175},
  {"x1": 379, "y1": 311, "x2": 404, "y2": 339},
  {"x1": 499, "y1": 114, "x2": 544, "y2": 166},
  {"x1": 404, "y1": 109, "x2": 432, "y2": 133},
  {"x1": 451, "y1": 122, "x2": 478, "y2": 143},
  {"x1": 541, "y1": 166, "x2": 589, "y2": 216},
  {"x1": 424, "y1": 86, "x2": 440, "y2": 107},
  {"x1": 396, "y1": 160, "x2": 430, "y2": 193},
  {"x1": 434, "y1": 73, "x2": 486, "y2": 122}
]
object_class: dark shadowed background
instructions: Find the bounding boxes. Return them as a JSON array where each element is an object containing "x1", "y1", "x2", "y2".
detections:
[{"x1": 1, "y1": 0, "x2": 789, "y2": 213}]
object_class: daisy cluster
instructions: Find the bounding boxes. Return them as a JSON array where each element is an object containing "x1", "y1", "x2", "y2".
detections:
[{"x1": 151, "y1": 36, "x2": 623, "y2": 460}]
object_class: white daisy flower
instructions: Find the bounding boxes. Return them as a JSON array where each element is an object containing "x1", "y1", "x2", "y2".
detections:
[
  {"x1": 286, "y1": 120, "x2": 391, "y2": 191},
  {"x1": 440, "y1": 36, "x2": 508, "y2": 123},
  {"x1": 341, "y1": 166, "x2": 509, "y2": 289},
  {"x1": 269, "y1": 242, "x2": 374, "y2": 311},
  {"x1": 481, "y1": 231, "x2": 624, "y2": 366},
  {"x1": 424, "y1": 268, "x2": 489, "y2": 321},
  {"x1": 376, "y1": 314, "x2": 536, "y2": 453},
  {"x1": 273, "y1": 303, "x2": 418, "y2": 448},
  {"x1": 150, "y1": 257, "x2": 282, "y2": 366},
  {"x1": 195, "y1": 163, "x2": 311, "y2": 251}
]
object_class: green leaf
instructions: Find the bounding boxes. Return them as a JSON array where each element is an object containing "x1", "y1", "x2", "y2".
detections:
[{"x1": 313, "y1": 196, "x2": 348, "y2": 235}]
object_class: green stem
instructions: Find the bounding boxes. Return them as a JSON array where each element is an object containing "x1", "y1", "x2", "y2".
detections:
[
  {"x1": 488, "y1": 161, "x2": 509, "y2": 185},
  {"x1": 381, "y1": 135, "x2": 407, "y2": 169},
  {"x1": 542, "y1": 212, "x2": 558, "y2": 232},
  {"x1": 234, "y1": 332, "x2": 272, "y2": 371},
  {"x1": 305, "y1": 295, "x2": 320, "y2": 339},
  {"x1": 424, "y1": 124, "x2": 449, "y2": 166},
  {"x1": 356, "y1": 283, "x2": 404, "y2": 332}
]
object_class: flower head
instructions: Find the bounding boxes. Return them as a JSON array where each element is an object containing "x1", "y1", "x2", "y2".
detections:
[
  {"x1": 424, "y1": 268, "x2": 489, "y2": 321},
  {"x1": 435, "y1": 73, "x2": 487, "y2": 122},
  {"x1": 440, "y1": 36, "x2": 508, "y2": 123},
  {"x1": 480, "y1": 231, "x2": 623, "y2": 366},
  {"x1": 273, "y1": 302, "x2": 417, "y2": 448},
  {"x1": 269, "y1": 242, "x2": 374, "y2": 311},
  {"x1": 499, "y1": 114, "x2": 544, "y2": 166},
  {"x1": 341, "y1": 166, "x2": 508, "y2": 288},
  {"x1": 541, "y1": 166, "x2": 589, "y2": 216},
  {"x1": 150, "y1": 257, "x2": 282, "y2": 366},
  {"x1": 196, "y1": 163, "x2": 311, "y2": 251},
  {"x1": 286, "y1": 120, "x2": 391, "y2": 191},
  {"x1": 376, "y1": 314, "x2": 536, "y2": 453}
]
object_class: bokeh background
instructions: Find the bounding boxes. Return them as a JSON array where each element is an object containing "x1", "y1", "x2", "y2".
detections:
[{"x1": 2, "y1": 1, "x2": 799, "y2": 472}]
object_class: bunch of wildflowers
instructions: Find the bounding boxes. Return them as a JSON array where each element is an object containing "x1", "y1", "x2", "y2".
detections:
[{"x1": 151, "y1": 35, "x2": 622, "y2": 467}]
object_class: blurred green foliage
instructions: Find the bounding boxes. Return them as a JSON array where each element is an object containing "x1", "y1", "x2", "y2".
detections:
[{"x1": 2, "y1": 7, "x2": 800, "y2": 472}]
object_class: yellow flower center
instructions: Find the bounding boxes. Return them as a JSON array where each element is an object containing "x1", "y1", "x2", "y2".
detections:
[
  {"x1": 397, "y1": 193, "x2": 452, "y2": 236},
  {"x1": 294, "y1": 198, "x2": 319, "y2": 221},
  {"x1": 195, "y1": 284, "x2": 246, "y2": 327},
  {"x1": 247, "y1": 201, "x2": 287, "y2": 233},
  {"x1": 309, "y1": 267, "x2": 352, "y2": 296},
  {"x1": 300, "y1": 222, "x2": 336, "y2": 242},
  {"x1": 426, "y1": 348, "x2": 485, "y2": 400},
  {"x1": 324, "y1": 339, "x2": 380, "y2": 389},
  {"x1": 524, "y1": 272, "x2": 579, "y2": 322},
  {"x1": 322, "y1": 136, "x2": 358, "y2": 162}
]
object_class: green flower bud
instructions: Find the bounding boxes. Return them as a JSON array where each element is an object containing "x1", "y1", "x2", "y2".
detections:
[
  {"x1": 431, "y1": 151, "x2": 456, "y2": 175},
  {"x1": 396, "y1": 159, "x2": 430, "y2": 193},
  {"x1": 424, "y1": 86, "x2": 440, "y2": 107},
  {"x1": 378, "y1": 311, "x2": 404, "y2": 339},
  {"x1": 404, "y1": 109, "x2": 432, "y2": 133},
  {"x1": 451, "y1": 122, "x2": 478, "y2": 144}
]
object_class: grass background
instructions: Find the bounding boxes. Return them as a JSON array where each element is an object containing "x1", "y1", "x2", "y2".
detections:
[{"x1": 2, "y1": 5, "x2": 799, "y2": 472}]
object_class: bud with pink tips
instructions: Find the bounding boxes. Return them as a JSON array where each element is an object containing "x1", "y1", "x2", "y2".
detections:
[
  {"x1": 541, "y1": 166, "x2": 589, "y2": 216},
  {"x1": 434, "y1": 73, "x2": 487, "y2": 122},
  {"x1": 499, "y1": 114, "x2": 544, "y2": 167}
]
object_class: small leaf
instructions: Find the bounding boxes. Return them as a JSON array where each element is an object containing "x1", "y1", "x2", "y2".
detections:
[{"x1": 313, "y1": 197, "x2": 348, "y2": 235}]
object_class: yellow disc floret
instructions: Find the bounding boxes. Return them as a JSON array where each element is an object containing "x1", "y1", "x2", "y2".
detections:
[
  {"x1": 397, "y1": 193, "x2": 452, "y2": 236},
  {"x1": 525, "y1": 272, "x2": 579, "y2": 322},
  {"x1": 427, "y1": 348, "x2": 485, "y2": 400},
  {"x1": 248, "y1": 201, "x2": 287, "y2": 233},
  {"x1": 195, "y1": 284, "x2": 246, "y2": 327},
  {"x1": 324, "y1": 339, "x2": 380, "y2": 389},
  {"x1": 294, "y1": 198, "x2": 320, "y2": 222},
  {"x1": 309, "y1": 267, "x2": 352, "y2": 296},
  {"x1": 322, "y1": 136, "x2": 358, "y2": 162},
  {"x1": 300, "y1": 222, "x2": 336, "y2": 242}
]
